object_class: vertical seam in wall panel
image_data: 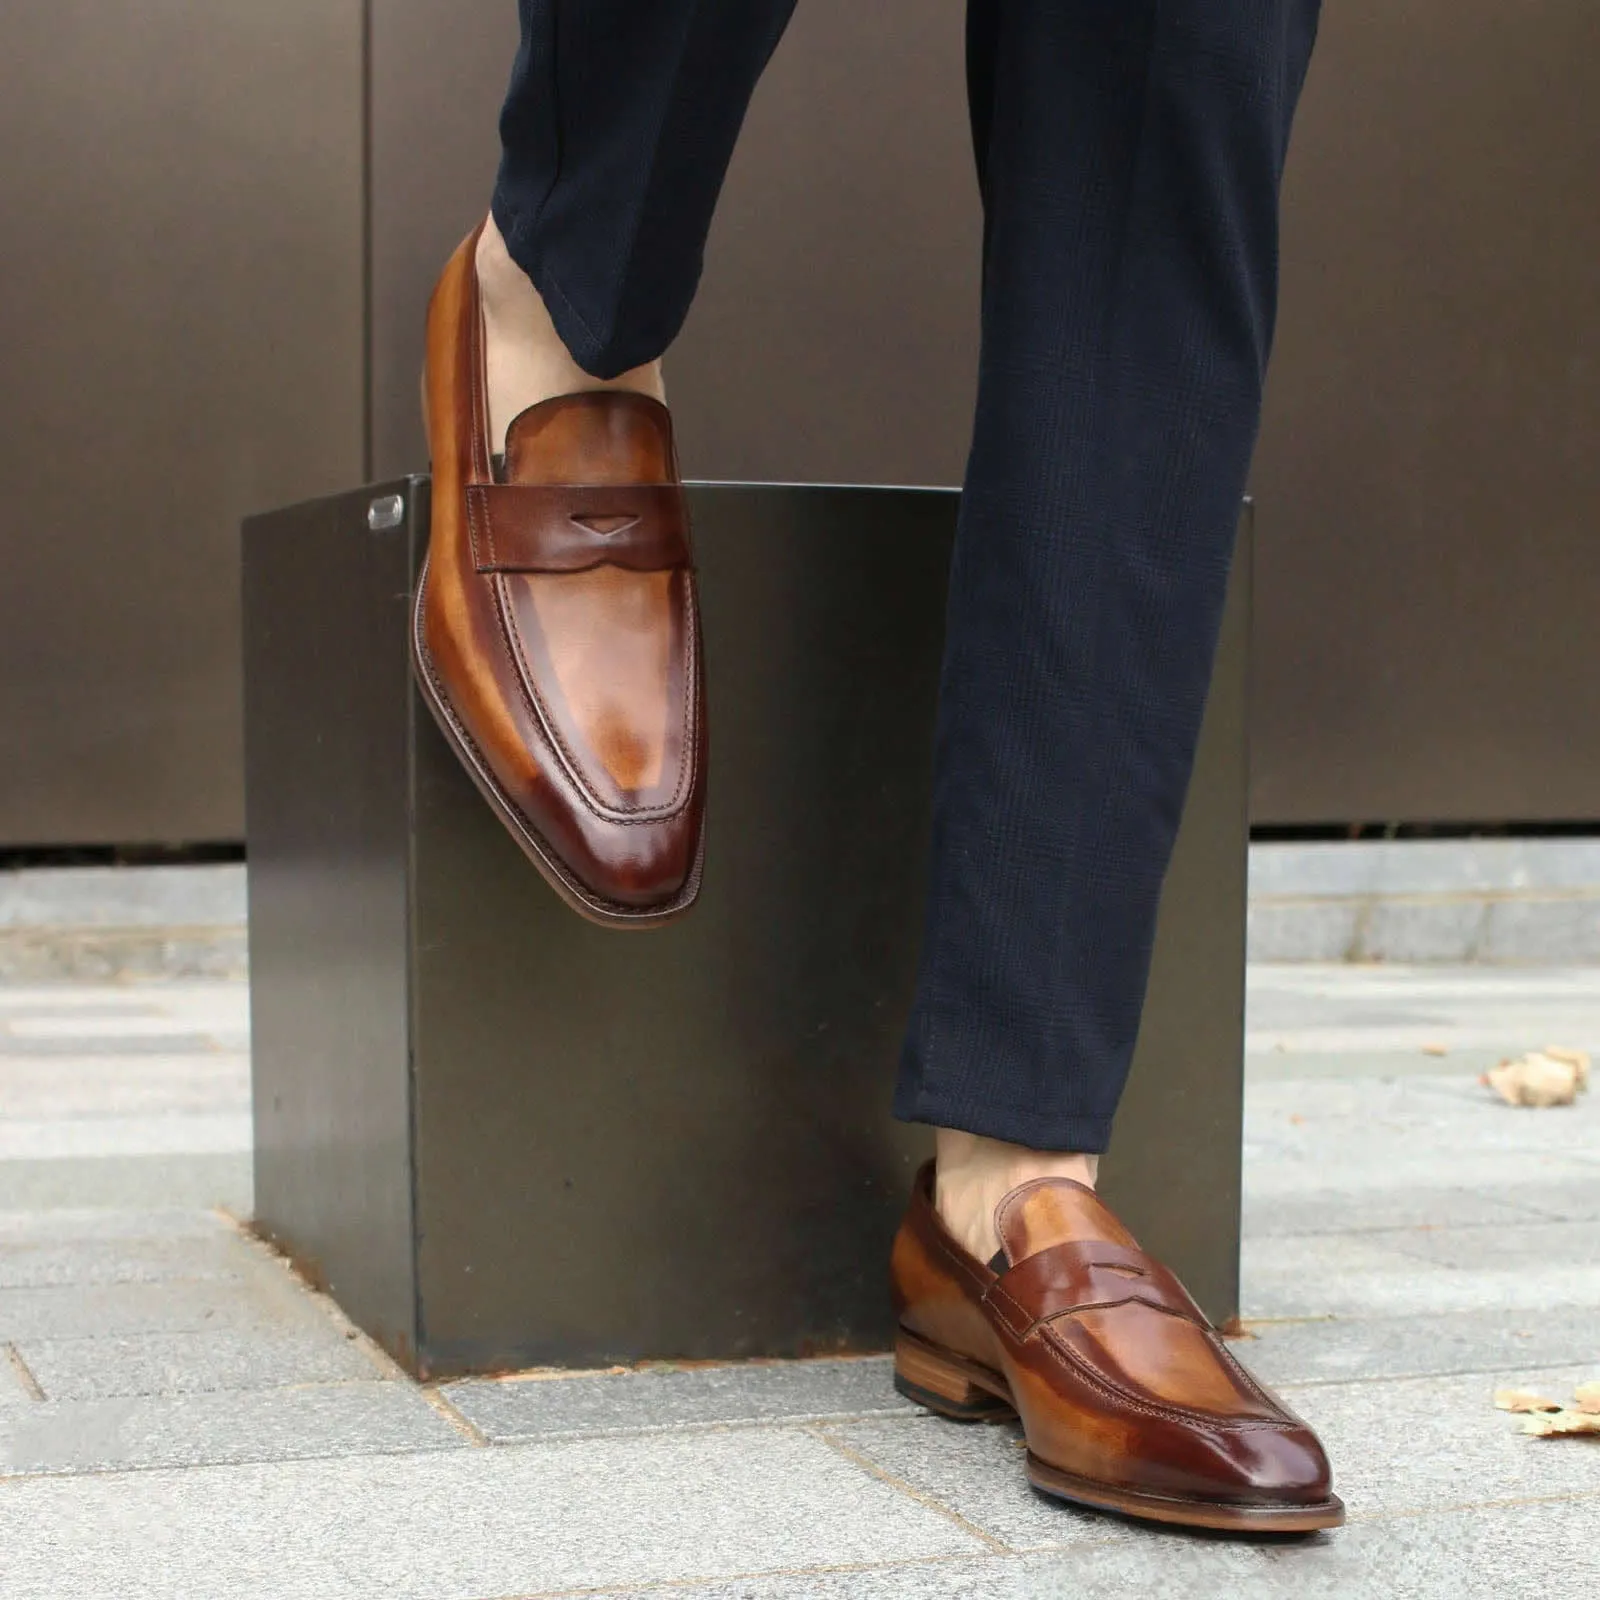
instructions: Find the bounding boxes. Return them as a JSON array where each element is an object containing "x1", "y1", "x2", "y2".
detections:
[{"x1": 360, "y1": 0, "x2": 374, "y2": 482}]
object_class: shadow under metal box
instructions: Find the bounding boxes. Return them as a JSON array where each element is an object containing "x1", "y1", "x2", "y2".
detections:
[{"x1": 242, "y1": 482, "x2": 1250, "y2": 1378}]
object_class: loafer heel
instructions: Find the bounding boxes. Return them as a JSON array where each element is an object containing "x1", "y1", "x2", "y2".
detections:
[{"x1": 893, "y1": 1329, "x2": 1015, "y2": 1421}]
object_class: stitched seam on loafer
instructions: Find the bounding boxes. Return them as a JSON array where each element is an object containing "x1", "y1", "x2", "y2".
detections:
[
  {"x1": 983, "y1": 1281, "x2": 1035, "y2": 1341},
  {"x1": 1212, "y1": 1335, "x2": 1306, "y2": 1422},
  {"x1": 919, "y1": 1199, "x2": 998, "y2": 1300},
  {"x1": 412, "y1": 574, "x2": 691, "y2": 916},
  {"x1": 493, "y1": 571, "x2": 698, "y2": 824},
  {"x1": 1032, "y1": 1322, "x2": 1298, "y2": 1434}
]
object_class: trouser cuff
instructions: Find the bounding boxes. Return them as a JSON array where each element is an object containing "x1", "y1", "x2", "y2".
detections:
[{"x1": 891, "y1": 1083, "x2": 1115, "y2": 1156}]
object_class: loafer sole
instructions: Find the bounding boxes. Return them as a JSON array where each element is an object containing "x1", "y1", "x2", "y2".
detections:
[{"x1": 894, "y1": 1327, "x2": 1346, "y2": 1534}]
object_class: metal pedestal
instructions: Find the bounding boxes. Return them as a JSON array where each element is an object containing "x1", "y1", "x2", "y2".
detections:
[{"x1": 242, "y1": 482, "x2": 1249, "y2": 1377}]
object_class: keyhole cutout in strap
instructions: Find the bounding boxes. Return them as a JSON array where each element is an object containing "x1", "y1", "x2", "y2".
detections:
[{"x1": 572, "y1": 514, "x2": 639, "y2": 536}]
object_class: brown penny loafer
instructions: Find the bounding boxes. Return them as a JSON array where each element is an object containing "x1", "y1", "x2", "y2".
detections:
[
  {"x1": 891, "y1": 1162, "x2": 1343, "y2": 1533},
  {"x1": 412, "y1": 226, "x2": 706, "y2": 926}
]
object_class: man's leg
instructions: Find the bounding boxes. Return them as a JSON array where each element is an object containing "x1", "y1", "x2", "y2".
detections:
[
  {"x1": 479, "y1": 0, "x2": 798, "y2": 449},
  {"x1": 897, "y1": 0, "x2": 1321, "y2": 1260},
  {"x1": 415, "y1": 3, "x2": 798, "y2": 923}
]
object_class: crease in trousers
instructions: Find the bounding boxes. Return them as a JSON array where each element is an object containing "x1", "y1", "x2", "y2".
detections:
[{"x1": 491, "y1": 0, "x2": 1321, "y2": 1153}]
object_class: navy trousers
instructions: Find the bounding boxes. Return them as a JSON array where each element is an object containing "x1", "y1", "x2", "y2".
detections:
[{"x1": 492, "y1": 1, "x2": 1320, "y2": 1153}]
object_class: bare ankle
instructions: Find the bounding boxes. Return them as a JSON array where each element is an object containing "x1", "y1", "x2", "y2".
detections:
[
  {"x1": 933, "y1": 1130, "x2": 1099, "y2": 1263},
  {"x1": 475, "y1": 214, "x2": 665, "y2": 453}
]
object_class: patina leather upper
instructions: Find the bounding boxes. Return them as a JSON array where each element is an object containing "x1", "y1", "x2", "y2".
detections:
[
  {"x1": 414, "y1": 228, "x2": 705, "y2": 921},
  {"x1": 891, "y1": 1162, "x2": 1337, "y2": 1513}
]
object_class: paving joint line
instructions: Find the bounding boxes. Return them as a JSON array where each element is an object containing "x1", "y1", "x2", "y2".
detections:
[
  {"x1": 211, "y1": 1204, "x2": 408, "y2": 1383},
  {"x1": 481, "y1": 1548, "x2": 1030, "y2": 1599},
  {"x1": 1274, "y1": 1357, "x2": 1600, "y2": 1391},
  {"x1": 3, "y1": 1341, "x2": 46, "y2": 1401},
  {"x1": 811, "y1": 1423, "x2": 1013, "y2": 1554},
  {"x1": 0, "y1": 1435, "x2": 475, "y2": 1486},
  {"x1": 1244, "y1": 1218, "x2": 1556, "y2": 1243},
  {"x1": 419, "y1": 1385, "x2": 492, "y2": 1446},
  {"x1": 425, "y1": 1407, "x2": 919, "y2": 1448}
]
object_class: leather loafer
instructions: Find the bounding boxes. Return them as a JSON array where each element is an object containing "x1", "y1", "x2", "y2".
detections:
[
  {"x1": 890, "y1": 1162, "x2": 1344, "y2": 1532},
  {"x1": 412, "y1": 227, "x2": 706, "y2": 925}
]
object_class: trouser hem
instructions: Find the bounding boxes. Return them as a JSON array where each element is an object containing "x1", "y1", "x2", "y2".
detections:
[
  {"x1": 490, "y1": 189, "x2": 651, "y2": 381},
  {"x1": 891, "y1": 1086, "x2": 1115, "y2": 1156}
]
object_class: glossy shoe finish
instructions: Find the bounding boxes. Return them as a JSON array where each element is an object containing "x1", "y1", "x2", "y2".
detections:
[
  {"x1": 413, "y1": 227, "x2": 705, "y2": 925},
  {"x1": 890, "y1": 1163, "x2": 1343, "y2": 1533}
]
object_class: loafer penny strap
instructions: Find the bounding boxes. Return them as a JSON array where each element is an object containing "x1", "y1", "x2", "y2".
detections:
[
  {"x1": 466, "y1": 483, "x2": 691, "y2": 574},
  {"x1": 983, "y1": 1240, "x2": 1209, "y2": 1340}
]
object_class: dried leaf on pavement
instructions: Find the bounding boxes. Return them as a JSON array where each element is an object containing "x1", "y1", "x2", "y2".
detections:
[
  {"x1": 1542, "y1": 1045, "x2": 1592, "y2": 1090},
  {"x1": 1520, "y1": 1409, "x2": 1600, "y2": 1438},
  {"x1": 1482, "y1": 1048, "x2": 1591, "y2": 1108},
  {"x1": 1498, "y1": 1379, "x2": 1600, "y2": 1438},
  {"x1": 1494, "y1": 1388, "x2": 1564, "y2": 1413}
]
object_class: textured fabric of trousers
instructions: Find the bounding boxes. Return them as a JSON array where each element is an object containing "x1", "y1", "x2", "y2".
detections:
[{"x1": 492, "y1": 1, "x2": 1320, "y2": 1152}]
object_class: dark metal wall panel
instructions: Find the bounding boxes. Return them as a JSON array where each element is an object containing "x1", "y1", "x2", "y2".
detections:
[
  {"x1": 0, "y1": 2, "x2": 364, "y2": 844},
  {"x1": 662, "y1": 1, "x2": 979, "y2": 486},
  {"x1": 368, "y1": 3, "x2": 517, "y2": 481},
  {"x1": 1251, "y1": 1, "x2": 1600, "y2": 822},
  {"x1": 6, "y1": 2, "x2": 1590, "y2": 842}
]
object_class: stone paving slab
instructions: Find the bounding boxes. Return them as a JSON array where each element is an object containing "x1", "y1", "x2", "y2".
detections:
[
  {"x1": 1245, "y1": 1074, "x2": 1600, "y2": 1145},
  {"x1": 0, "y1": 1273, "x2": 329, "y2": 1350},
  {"x1": 1285, "y1": 1365, "x2": 1600, "y2": 1518},
  {"x1": 0, "y1": 867, "x2": 247, "y2": 930},
  {"x1": 0, "y1": 1033, "x2": 231, "y2": 1057},
  {"x1": 1009, "y1": 1499, "x2": 1600, "y2": 1600},
  {"x1": 1494, "y1": 1174, "x2": 1600, "y2": 1221},
  {"x1": 0, "y1": 1429, "x2": 985, "y2": 1600},
  {"x1": 1250, "y1": 839, "x2": 1600, "y2": 898},
  {"x1": 5, "y1": 1012, "x2": 240, "y2": 1041},
  {"x1": 1246, "y1": 1047, "x2": 1506, "y2": 1080},
  {"x1": 16, "y1": 1324, "x2": 381, "y2": 1401},
  {"x1": 575, "y1": 1557, "x2": 1047, "y2": 1599},
  {"x1": 0, "y1": 1153, "x2": 253, "y2": 1212},
  {"x1": 1247, "y1": 1016, "x2": 1600, "y2": 1054},
  {"x1": 1385, "y1": 1218, "x2": 1600, "y2": 1272},
  {"x1": 1359, "y1": 900, "x2": 1493, "y2": 965},
  {"x1": 598, "y1": 1494, "x2": 1600, "y2": 1599},
  {"x1": 0, "y1": 1054, "x2": 249, "y2": 1118},
  {"x1": 0, "y1": 1346, "x2": 37, "y2": 1405},
  {"x1": 1240, "y1": 1305, "x2": 1600, "y2": 1388},
  {"x1": 0, "y1": 962, "x2": 1596, "y2": 1597},
  {"x1": 0, "y1": 933, "x2": 250, "y2": 986},
  {"x1": 1485, "y1": 899, "x2": 1600, "y2": 963},
  {"x1": 444, "y1": 1355, "x2": 915, "y2": 1441},
  {"x1": 1245, "y1": 965, "x2": 1600, "y2": 1043},
  {"x1": 0, "y1": 981, "x2": 250, "y2": 1020},
  {"x1": 1241, "y1": 1149, "x2": 1599, "y2": 1202},
  {"x1": 1241, "y1": 1184, "x2": 1539, "y2": 1238},
  {"x1": 0, "y1": 1209, "x2": 231, "y2": 1244},
  {"x1": 0, "y1": 1231, "x2": 259, "y2": 1291},
  {"x1": 832, "y1": 1364, "x2": 1600, "y2": 1549},
  {"x1": 0, "y1": 1382, "x2": 464, "y2": 1476},
  {"x1": 0, "y1": 1271, "x2": 332, "y2": 1344},
  {"x1": 1240, "y1": 1231, "x2": 1600, "y2": 1320},
  {"x1": 0, "y1": 1001, "x2": 157, "y2": 1022},
  {"x1": 822, "y1": 1415, "x2": 1118, "y2": 1553},
  {"x1": 0, "y1": 1112, "x2": 253, "y2": 1161}
]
